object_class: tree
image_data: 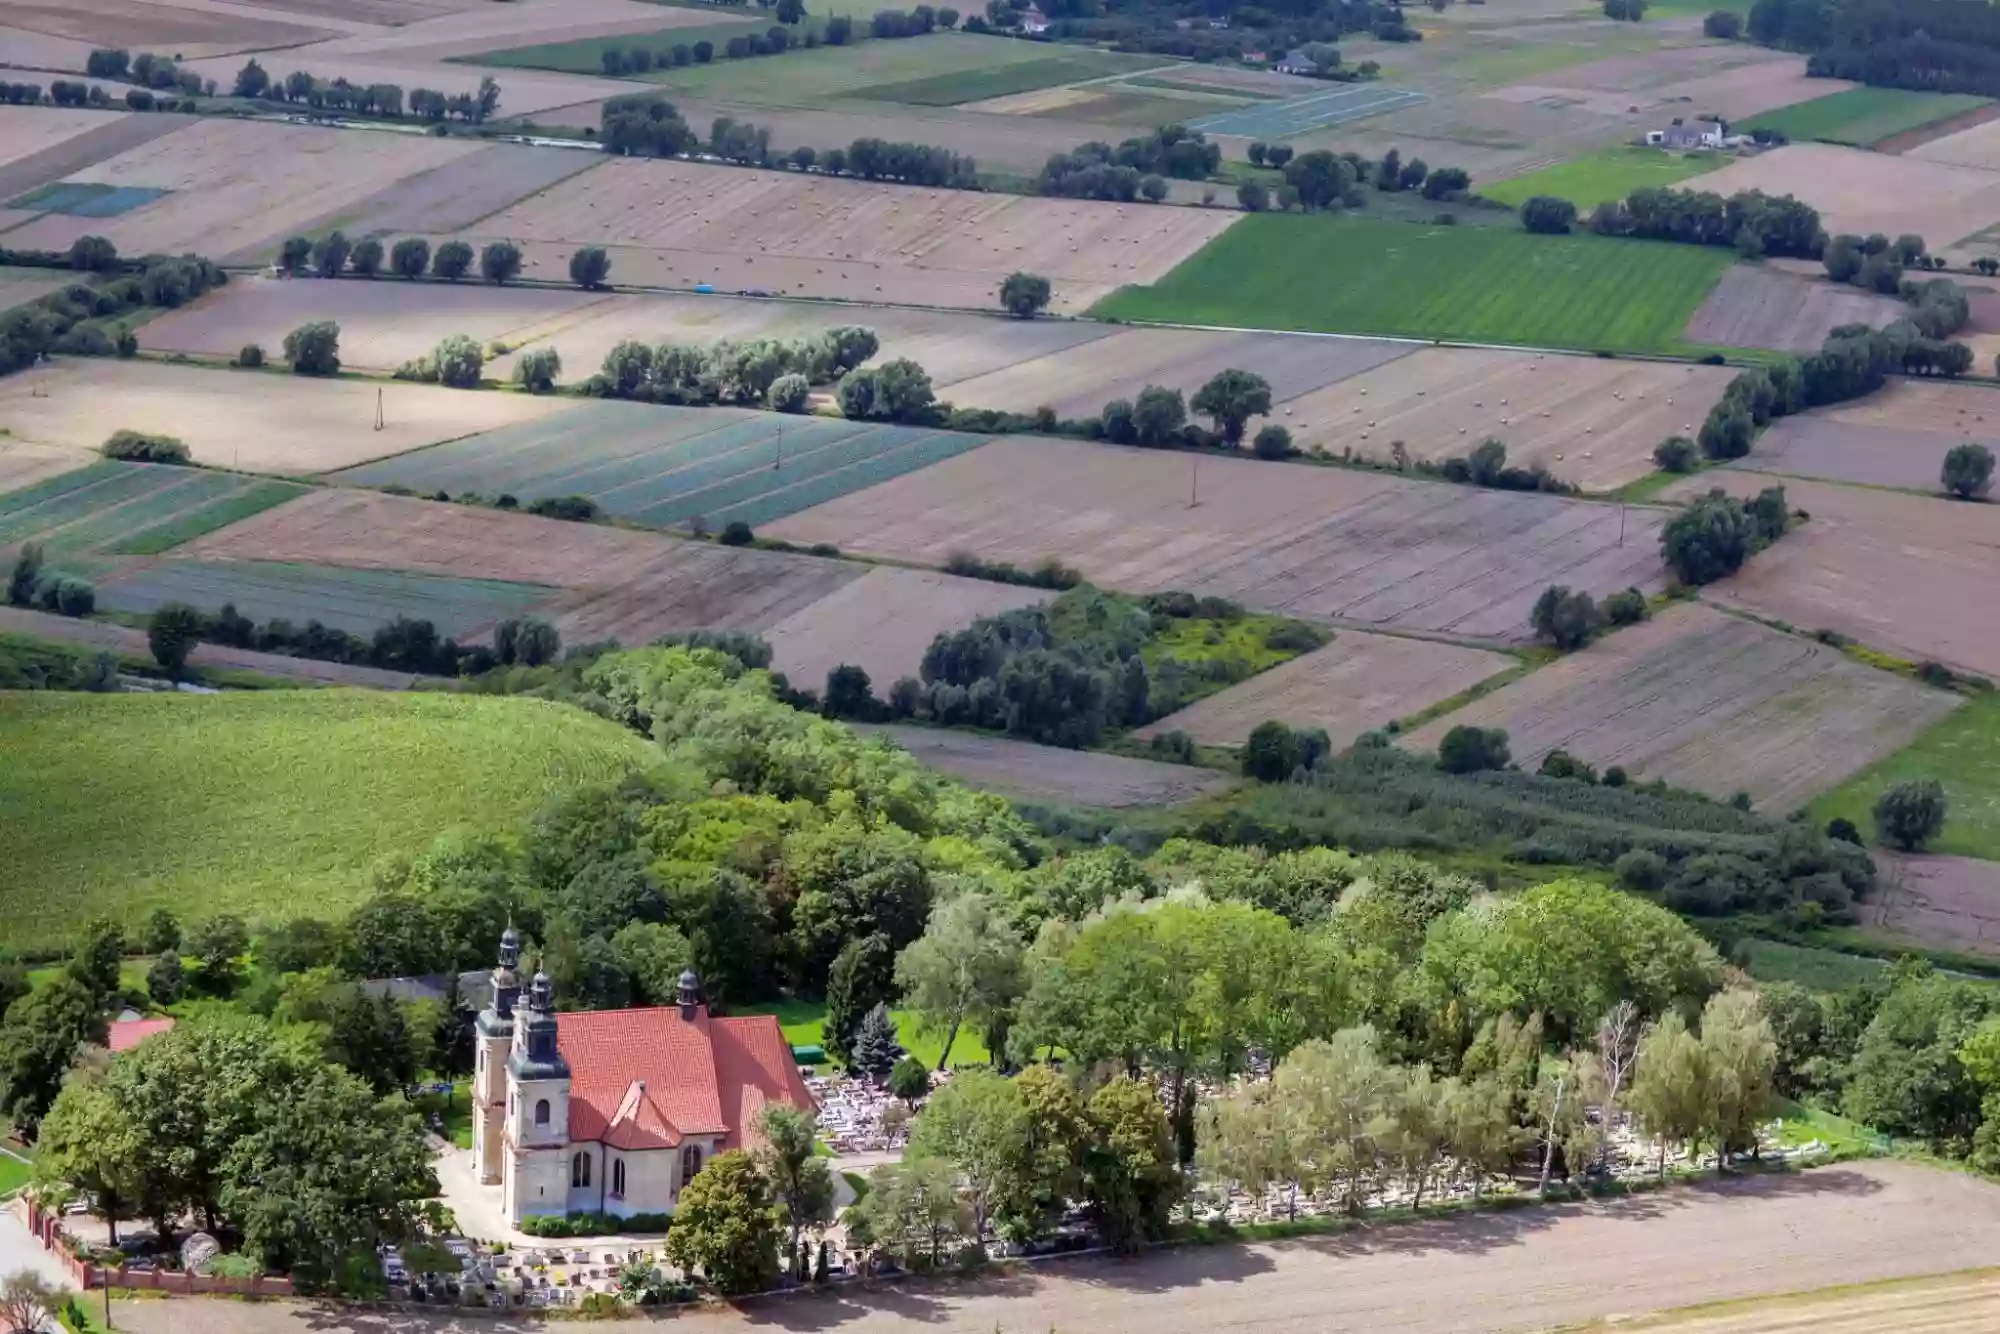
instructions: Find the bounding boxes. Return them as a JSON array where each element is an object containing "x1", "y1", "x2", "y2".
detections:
[
  {"x1": 999, "y1": 271, "x2": 1052, "y2": 318},
  {"x1": 1521, "y1": 195, "x2": 1577, "y2": 234},
  {"x1": 1529, "y1": 584, "x2": 1601, "y2": 650},
  {"x1": 1653, "y1": 435, "x2": 1698, "y2": 473},
  {"x1": 1874, "y1": 777, "x2": 1947, "y2": 852},
  {"x1": 184, "y1": 915, "x2": 250, "y2": 993},
  {"x1": 0, "y1": 976, "x2": 105, "y2": 1132},
  {"x1": 1660, "y1": 489, "x2": 1758, "y2": 585},
  {"x1": 68, "y1": 235, "x2": 117, "y2": 273},
  {"x1": 767, "y1": 371, "x2": 809, "y2": 412},
  {"x1": 894, "y1": 889, "x2": 1023, "y2": 1070},
  {"x1": 1251, "y1": 423, "x2": 1293, "y2": 460},
  {"x1": 6, "y1": 544, "x2": 41, "y2": 608},
  {"x1": 390, "y1": 237, "x2": 430, "y2": 279},
  {"x1": 432, "y1": 240, "x2": 474, "y2": 281},
  {"x1": 429, "y1": 333, "x2": 484, "y2": 388},
  {"x1": 1628, "y1": 1009, "x2": 1707, "y2": 1175},
  {"x1": 68, "y1": 917, "x2": 124, "y2": 1002},
  {"x1": 1082, "y1": 1075, "x2": 1181, "y2": 1249},
  {"x1": 848, "y1": 1157, "x2": 968, "y2": 1269},
  {"x1": 1696, "y1": 988, "x2": 1776, "y2": 1164},
  {"x1": 514, "y1": 346, "x2": 562, "y2": 393},
  {"x1": 147, "y1": 602, "x2": 204, "y2": 676},
  {"x1": 821, "y1": 663, "x2": 874, "y2": 718},
  {"x1": 824, "y1": 934, "x2": 894, "y2": 1065},
  {"x1": 142, "y1": 907, "x2": 181, "y2": 954},
  {"x1": 756, "y1": 1104, "x2": 832, "y2": 1275},
  {"x1": 0, "y1": 1272, "x2": 59, "y2": 1334},
  {"x1": 1191, "y1": 369, "x2": 1272, "y2": 445},
  {"x1": 1704, "y1": 8, "x2": 1741, "y2": 36},
  {"x1": 310, "y1": 229, "x2": 351, "y2": 278},
  {"x1": 1942, "y1": 442, "x2": 1994, "y2": 499},
  {"x1": 278, "y1": 235, "x2": 312, "y2": 275},
  {"x1": 282, "y1": 319, "x2": 340, "y2": 375},
  {"x1": 851, "y1": 1002, "x2": 902, "y2": 1083},
  {"x1": 569, "y1": 246, "x2": 611, "y2": 290},
  {"x1": 349, "y1": 237, "x2": 384, "y2": 277},
  {"x1": 1131, "y1": 384, "x2": 1186, "y2": 445},
  {"x1": 662, "y1": 1149, "x2": 782, "y2": 1294},
  {"x1": 146, "y1": 950, "x2": 184, "y2": 1005},
  {"x1": 1437, "y1": 724, "x2": 1509, "y2": 774},
  {"x1": 233, "y1": 57, "x2": 270, "y2": 98},
  {"x1": 836, "y1": 359, "x2": 934, "y2": 423},
  {"x1": 480, "y1": 240, "x2": 523, "y2": 285},
  {"x1": 1236, "y1": 180, "x2": 1268, "y2": 212}
]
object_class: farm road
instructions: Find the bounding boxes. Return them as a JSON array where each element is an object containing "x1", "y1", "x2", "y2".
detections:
[
  {"x1": 0, "y1": 606, "x2": 427, "y2": 688},
  {"x1": 104, "y1": 1162, "x2": 2000, "y2": 1334}
]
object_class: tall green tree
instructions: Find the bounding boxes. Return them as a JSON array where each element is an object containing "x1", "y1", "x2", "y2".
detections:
[
  {"x1": 1696, "y1": 988, "x2": 1776, "y2": 1164},
  {"x1": 895, "y1": 889, "x2": 1023, "y2": 1069},
  {"x1": 1628, "y1": 1010, "x2": 1707, "y2": 1175},
  {"x1": 34, "y1": 1073, "x2": 140, "y2": 1243},
  {"x1": 1874, "y1": 778, "x2": 1947, "y2": 852},
  {"x1": 662, "y1": 1149, "x2": 782, "y2": 1295},
  {"x1": 848, "y1": 1156, "x2": 969, "y2": 1269},
  {"x1": 1081, "y1": 1076, "x2": 1180, "y2": 1249},
  {"x1": 0, "y1": 976, "x2": 105, "y2": 1133},
  {"x1": 1190, "y1": 368, "x2": 1272, "y2": 445},
  {"x1": 756, "y1": 1104, "x2": 833, "y2": 1275}
]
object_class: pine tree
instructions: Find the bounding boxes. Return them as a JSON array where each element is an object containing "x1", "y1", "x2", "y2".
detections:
[
  {"x1": 850, "y1": 1003, "x2": 902, "y2": 1083},
  {"x1": 822, "y1": 934, "x2": 892, "y2": 1065}
]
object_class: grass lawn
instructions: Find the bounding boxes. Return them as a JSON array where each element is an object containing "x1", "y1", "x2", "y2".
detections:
[
  {"x1": 737, "y1": 998, "x2": 989, "y2": 1069},
  {"x1": 415, "y1": 1079, "x2": 475, "y2": 1149},
  {"x1": 1481, "y1": 146, "x2": 1723, "y2": 210},
  {"x1": 1736, "y1": 939, "x2": 1887, "y2": 992},
  {"x1": 1092, "y1": 213, "x2": 1732, "y2": 353},
  {"x1": 0, "y1": 691, "x2": 657, "y2": 949},
  {"x1": 1809, "y1": 694, "x2": 2000, "y2": 862},
  {"x1": 1740, "y1": 87, "x2": 1992, "y2": 147},
  {"x1": 0, "y1": 1149, "x2": 32, "y2": 1197}
]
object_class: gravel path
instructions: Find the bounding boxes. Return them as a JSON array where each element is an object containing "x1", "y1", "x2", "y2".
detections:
[{"x1": 101, "y1": 1162, "x2": 2000, "y2": 1334}]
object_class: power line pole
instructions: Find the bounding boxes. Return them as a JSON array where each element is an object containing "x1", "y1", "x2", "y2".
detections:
[
  {"x1": 374, "y1": 386, "x2": 384, "y2": 432},
  {"x1": 1188, "y1": 452, "x2": 1199, "y2": 508}
]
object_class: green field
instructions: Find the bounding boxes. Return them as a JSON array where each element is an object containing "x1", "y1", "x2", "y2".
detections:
[
  {"x1": 855, "y1": 49, "x2": 1163, "y2": 105},
  {"x1": 1740, "y1": 87, "x2": 1992, "y2": 147},
  {"x1": 1092, "y1": 214, "x2": 1733, "y2": 353},
  {"x1": 738, "y1": 997, "x2": 989, "y2": 1069},
  {"x1": 1736, "y1": 938, "x2": 1888, "y2": 991},
  {"x1": 97, "y1": 560, "x2": 557, "y2": 636},
  {"x1": 465, "y1": 17, "x2": 771, "y2": 75},
  {"x1": 1810, "y1": 694, "x2": 2000, "y2": 861},
  {"x1": 0, "y1": 691, "x2": 658, "y2": 948},
  {"x1": 0, "y1": 461, "x2": 304, "y2": 577},
  {"x1": 1481, "y1": 146, "x2": 1723, "y2": 210},
  {"x1": 337, "y1": 402, "x2": 992, "y2": 532},
  {"x1": 0, "y1": 1150, "x2": 31, "y2": 1197}
]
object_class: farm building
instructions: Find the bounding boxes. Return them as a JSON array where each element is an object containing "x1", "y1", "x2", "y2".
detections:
[
  {"x1": 1017, "y1": 3, "x2": 1051, "y2": 32},
  {"x1": 1275, "y1": 48, "x2": 1326, "y2": 75},
  {"x1": 1648, "y1": 119, "x2": 1726, "y2": 148}
]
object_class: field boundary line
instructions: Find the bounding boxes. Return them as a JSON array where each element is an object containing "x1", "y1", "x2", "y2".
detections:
[
  {"x1": 455, "y1": 153, "x2": 617, "y2": 232},
  {"x1": 1554, "y1": 1264, "x2": 2000, "y2": 1331}
]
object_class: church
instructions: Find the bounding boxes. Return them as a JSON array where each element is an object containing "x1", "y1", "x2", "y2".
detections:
[{"x1": 470, "y1": 928, "x2": 817, "y2": 1225}]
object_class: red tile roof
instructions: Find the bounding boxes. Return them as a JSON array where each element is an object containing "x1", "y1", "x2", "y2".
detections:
[
  {"x1": 555, "y1": 1006, "x2": 815, "y2": 1152},
  {"x1": 107, "y1": 1017, "x2": 175, "y2": 1052}
]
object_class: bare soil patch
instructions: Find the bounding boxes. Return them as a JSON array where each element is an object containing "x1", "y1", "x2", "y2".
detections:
[
  {"x1": 1865, "y1": 852, "x2": 2000, "y2": 957},
  {"x1": 1493, "y1": 50, "x2": 1835, "y2": 122},
  {"x1": 108, "y1": 1161, "x2": 2000, "y2": 1334},
  {"x1": 142, "y1": 275, "x2": 613, "y2": 374},
  {"x1": 176, "y1": 487, "x2": 868, "y2": 648},
  {"x1": 0, "y1": 359, "x2": 577, "y2": 475},
  {"x1": 0, "y1": 440, "x2": 90, "y2": 496},
  {"x1": 218, "y1": 0, "x2": 489, "y2": 27},
  {"x1": 1275, "y1": 348, "x2": 1731, "y2": 492},
  {"x1": 456, "y1": 157, "x2": 1240, "y2": 312},
  {"x1": 860, "y1": 723, "x2": 1231, "y2": 807},
  {"x1": 1136, "y1": 630, "x2": 1514, "y2": 751},
  {"x1": 0, "y1": 111, "x2": 180, "y2": 209},
  {"x1": 1666, "y1": 470, "x2": 2000, "y2": 678},
  {"x1": 1737, "y1": 378, "x2": 2000, "y2": 491},
  {"x1": 1683, "y1": 145, "x2": 2000, "y2": 252},
  {"x1": 941, "y1": 328, "x2": 1413, "y2": 422},
  {"x1": 766, "y1": 566, "x2": 1050, "y2": 694},
  {"x1": 765, "y1": 436, "x2": 1671, "y2": 643},
  {"x1": 1685, "y1": 265, "x2": 1906, "y2": 354},
  {"x1": 1404, "y1": 603, "x2": 1959, "y2": 810},
  {"x1": 1, "y1": 119, "x2": 485, "y2": 263},
  {"x1": 0, "y1": 107, "x2": 128, "y2": 173},
  {"x1": 330, "y1": 143, "x2": 604, "y2": 237},
  {"x1": 0, "y1": 0, "x2": 338, "y2": 54}
]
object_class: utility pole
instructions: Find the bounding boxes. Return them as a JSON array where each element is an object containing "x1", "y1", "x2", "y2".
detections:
[
  {"x1": 773, "y1": 419, "x2": 783, "y2": 471},
  {"x1": 1188, "y1": 452, "x2": 1199, "y2": 508},
  {"x1": 374, "y1": 386, "x2": 384, "y2": 432}
]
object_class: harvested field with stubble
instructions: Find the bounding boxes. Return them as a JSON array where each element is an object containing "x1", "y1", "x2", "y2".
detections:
[
  {"x1": 1739, "y1": 379, "x2": 2000, "y2": 490},
  {"x1": 1275, "y1": 348, "x2": 1732, "y2": 492},
  {"x1": 174, "y1": 487, "x2": 867, "y2": 647},
  {"x1": 766, "y1": 436, "x2": 1671, "y2": 643},
  {"x1": 860, "y1": 724, "x2": 1231, "y2": 808},
  {"x1": 0, "y1": 440, "x2": 87, "y2": 496},
  {"x1": 1685, "y1": 264, "x2": 1906, "y2": 353},
  {"x1": 0, "y1": 359, "x2": 579, "y2": 475},
  {"x1": 1669, "y1": 472, "x2": 2000, "y2": 679},
  {"x1": 0, "y1": 118, "x2": 486, "y2": 262},
  {"x1": 765, "y1": 567, "x2": 1050, "y2": 695},
  {"x1": 1609, "y1": 1268, "x2": 2000, "y2": 1334},
  {"x1": 0, "y1": 0, "x2": 340, "y2": 55},
  {"x1": 1682, "y1": 144, "x2": 2000, "y2": 251},
  {"x1": 326, "y1": 142, "x2": 605, "y2": 237},
  {"x1": 0, "y1": 106, "x2": 130, "y2": 172},
  {"x1": 453, "y1": 157, "x2": 1240, "y2": 311},
  {"x1": 1860, "y1": 853, "x2": 2000, "y2": 958},
  {"x1": 1402, "y1": 603, "x2": 1959, "y2": 811},
  {"x1": 141, "y1": 276, "x2": 613, "y2": 374},
  {"x1": 1135, "y1": 631, "x2": 1515, "y2": 751}
]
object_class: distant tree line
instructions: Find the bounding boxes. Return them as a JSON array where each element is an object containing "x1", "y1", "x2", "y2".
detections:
[
  {"x1": 597, "y1": 4, "x2": 956, "y2": 72},
  {"x1": 143, "y1": 600, "x2": 563, "y2": 679},
  {"x1": 601, "y1": 93, "x2": 979, "y2": 187},
  {"x1": 1568, "y1": 186, "x2": 1824, "y2": 258},
  {"x1": 85, "y1": 48, "x2": 208, "y2": 96},
  {"x1": 1035, "y1": 125, "x2": 1222, "y2": 202},
  {"x1": 231, "y1": 58, "x2": 500, "y2": 123},
  {"x1": 1748, "y1": 0, "x2": 2000, "y2": 98},
  {"x1": 584, "y1": 327, "x2": 881, "y2": 408},
  {"x1": 1013, "y1": 0, "x2": 1418, "y2": 61},
  {"x1": 1823, "y1": 233, "x2": 1968, "y2": 331},
  {"x1": 6, "y1": 544, "x2": 94, "y2": 620},
  {"x1": 1238, "y1": 148, "x2": 1469, "y2": 213},
  {"x1": 0, "y1": 241, "x2": 224, "y2": 375},
  {"x1": 272, "y1": 233, "x2": 527, "y2": 286}
]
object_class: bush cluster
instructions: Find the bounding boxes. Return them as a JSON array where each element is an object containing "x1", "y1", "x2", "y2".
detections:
[
  {"x1": 0, "y1": 245, "x2": 224, "y2": 377},
  {"x1": 584, "y1": 328, "x2": 879, "y2": 407},
  {"x1": 5, "y1": 544, "x2": 95, "y2": 619},
  {"x1": 1586, "y1": 186, "x2": 1822, "y2": 258},
  {"x1": 100, "y1": 429, "x2": 190, "y2": 463},
  {"x1": 1036, "y1": 125, "x2": 1220, "y2": 201},
  {"x1": 167, "y1": 601, "x2": 563, "y2": 678},
  {"x1": 1660, "y1": 485, "x2": 1791, "y2": 585}
]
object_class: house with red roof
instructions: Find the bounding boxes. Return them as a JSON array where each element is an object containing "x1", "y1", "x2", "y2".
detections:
[
  {"x1": 106, "y1": 1016, "x2": 175, "y2": 1052},
  {"x1": 468, "y1": 929, "x2": 814, "y2": 1224}
]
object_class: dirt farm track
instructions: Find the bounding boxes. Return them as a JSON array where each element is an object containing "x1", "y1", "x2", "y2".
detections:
[{"x1": 95, "y1": 1162, "x2": 2000, "y2": 1334}]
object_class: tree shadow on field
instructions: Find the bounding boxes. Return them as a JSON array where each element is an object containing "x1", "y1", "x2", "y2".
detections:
[{"x1": 726, "y1": 1266, "x2": 1040, "y2": 1330}]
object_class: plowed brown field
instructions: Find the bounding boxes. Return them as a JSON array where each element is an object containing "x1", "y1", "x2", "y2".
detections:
[
  {"x1": 1403, "y1": 603, "x2": 1959, "y2": 810},
  {"x1": 861, "y1": 724, "x2": 1231, "y2": 807},
  {"x1": 1685, "y1": 265, "x2": 1905, "y2": 354},
  {"x1": 764, "y1": 567, "x2": 1049, "y2": 696},
  {"x1": 1864, "y1": 852, "x2": 2000, "y2": 957},
  {"x1": 1136, "y1": 631, "x2": 1514, "y2": 750},
  {"x1": 1683, "y1": 144, "x2": 2000, "y2": 251},
  {"x1": 766, "y1": 436, "x2": 1671, "y2": 643}
]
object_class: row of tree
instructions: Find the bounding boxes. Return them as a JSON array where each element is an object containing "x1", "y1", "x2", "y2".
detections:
[
  {"x1": 1562, "y1": 186, "x2": 1823, "y2": 258},
  {"x1": 231, "y1": 59, "x2": 501, "y2": 123},
  {"x1": 275, "y1": 233, "x2": 526, "y2": 286},
  {"x1": 587, "y1": 326, "x2": 879, "y2": 406},
  {"x1": 0, "y1": 243, "x2": 223, "y2": 376},
  {"x1": 141, "y1": 598, "x2": 562, "y2": 679}
]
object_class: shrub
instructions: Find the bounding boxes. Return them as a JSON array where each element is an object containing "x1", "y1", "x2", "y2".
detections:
[
  {"x1": 1437, "y1": 724, "x2": 1510, "y2": 774},
  {"x1": 999, "y1": 271, "x2": 1052, "y2": 318},
  {"x1": 432, "y1": 240, "x2": 474, "y2": 281},
  {"x1": 233, "y1": 343, "x2": 265, "y2": 369},
  {"x1": 430, "y1": 333, "x2": 484, "y2": 388},
  {"x1": 282, "y1": 320, "x2": 340, "y2": 375},
  {"x1": 514, "y1": 346, "x2": 561, "y2": 393},
  {"x1": 767, "y1": 372, "x2": 811, "y2": 413},
  {"x1": 101, "y1": 429, "x2": 189, "y2": 463},
  {"x1": 1615, "y1": 848, "x2": 1667, "y2": 892},
  {"x1": 1942, "y1": 442, "x2": 1994, "y2": 499},
  {"x1": 1539, "y1": 748, "x2": 1598, "y2": 783},
  {"x1": 526, "y1": 495, "x2": 601, "y2": 522},
  {"x1": 719, "y1": 521, "x2": 754, "y2": 546},
  {"x1": 1826, "y1": 816, "x2": 1862, "y2": 845},
  {"x1": 1603, "y1": 587, "x2": 1648, "y2": 626},
  {"x1": 1251, "y1": 424, "x2": 1294, "y2": 460},
  {"x1": 1653, "y1": 435, "x2": 1699, "y2": 473},
  {"x1": 1530, "y1": 584, "x2": 1601, "y2": 650},
  {"x1": 1873, "y1": 777, "x2": 1946, "y2": 851},
  {"x1": 1520, "y1": 195, "x2": 1577, "y2": 234}
]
